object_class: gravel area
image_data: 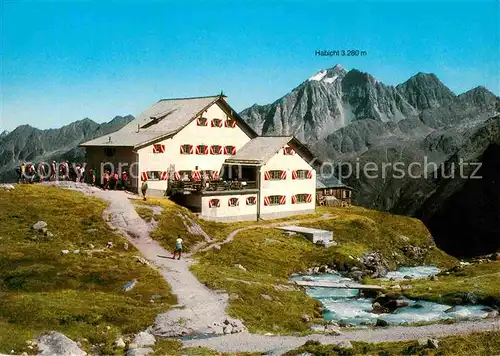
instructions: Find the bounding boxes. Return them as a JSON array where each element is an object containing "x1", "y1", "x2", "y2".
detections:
[{"x1": 183, "y1": 319, "x2": 500, "y2": 354}]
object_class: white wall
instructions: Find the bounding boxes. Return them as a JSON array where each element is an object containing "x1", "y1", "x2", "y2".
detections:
[
  {"x1": 201, "y1": 193, "x2": 258, "y2": 221},
  {"x1": 137, "y1": 102, "x2": 253, "y2": 193},
  {"x1": 259, "y1": 144, "x2": 316, "y2": 218}
]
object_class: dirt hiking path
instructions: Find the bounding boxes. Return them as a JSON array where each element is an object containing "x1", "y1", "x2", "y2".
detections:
[{"x1": 48, "y1": 182, "x2": 238, "y2": 337}]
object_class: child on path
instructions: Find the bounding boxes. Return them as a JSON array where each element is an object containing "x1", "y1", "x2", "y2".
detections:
[{"x1": 172, "y1": 235, "x2": 183, "y2": 260}]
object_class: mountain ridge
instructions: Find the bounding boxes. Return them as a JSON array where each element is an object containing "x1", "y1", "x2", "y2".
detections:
[{"x1": 239, "y1": 64, "x2": 499, "y2": 257}]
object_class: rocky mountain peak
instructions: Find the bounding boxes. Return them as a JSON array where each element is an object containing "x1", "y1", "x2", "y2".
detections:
[{"x1": 396, "y1": 72, "x2": 455, "y2": 110}]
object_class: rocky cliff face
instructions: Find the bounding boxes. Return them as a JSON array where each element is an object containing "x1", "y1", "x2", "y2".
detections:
[
  {"x1": 0, "y1": 115, "x2": 134, "y2": 181},
  {"x1": 240, "y1": 65, "x2": 500, "y2": 257}
]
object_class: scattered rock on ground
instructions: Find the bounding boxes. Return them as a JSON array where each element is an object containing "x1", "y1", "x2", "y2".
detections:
[
  {"x1": 125, "y1": 348, "x2": 153, "y2": 356},
  {"x1": 260, "y1": 294, "x2": 273, "y2": 301},
  {"x1": 301, "y1": 314, "x2": 311, "y2": 323},
  {"x1": 375, "y1": 318, "x2": 389, "y2": 327},
  {"x1": 114, "y1": 338, "x2": 126, "y2": 348},
  {"x1": 234, "y1": 264, "x2": 247, "y2": 272},
  {"x1": 123, "y1": 242, "x2": 129, "y2": 250},
  {"x1": 427, "y1": 338, "x2": 439, "y2": 349},
  {"x1": 0, "y1": 184, "x2": 15, "y2": 190},
  {"x1": 61, "y1": 250, "x2": 69, "y2": 255},
  {"x1": 73, "y1": 250, "x2": 80, "y2": 254},
  {"x1": 135, "y1": 256, "x2": 150, "y2": 265},
  {"x1": 336, "y1": 340, "x2": 353, "y2": 349},
  {"x1": 132, "y1": 331, "x2": 155, "y2": 347},
  {"x1": 32, "y1": 221, "x2": 48, "y2": 231},
  {"x1": 36, "y1": 331, "x2": 86, "y2": 356},
  {"x1": 122, "y1": 279, "x2": 138, "y2": 292}
]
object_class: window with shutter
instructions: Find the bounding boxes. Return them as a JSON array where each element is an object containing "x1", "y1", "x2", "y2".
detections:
[
  {"x1": 211, "y1": 145, "x2": 222, "y2": 155},
  {"x1": 224, "y1": 145, "x2": 236, "y2": 155},
  {"x1": 283, "y1": 147, "x2": 295, "y2": 155},
  {"x1": 211, "y1": 119, "x2": 222, "y2": 127},
  {"x1": 180, "y1": 144, "x2": 192, "y2": 155},
  {"x1": 269, "y1": 170, "x2": 282, "y2": 180},
  {"x1": 146, "y1": 171, "x2": 162, "y2": 181},
  {"x1": 294, "y1": 194, "x2": 308, "y2": 203},
  {"x1": 197, "y1": 117, "x2": 208, "y2": 126},
  {"x1": 228, "y1": 197, "x2": 239, "y2": 207},
  {"x1": 209, "y1": 199, "x2": 220, "y2": 208},
  {"x1": 196, "y1": 145, "x2": 208, "y2": 155},
  {"x1": 246, "y1": 196, "x2": 256, "y2": 206}
]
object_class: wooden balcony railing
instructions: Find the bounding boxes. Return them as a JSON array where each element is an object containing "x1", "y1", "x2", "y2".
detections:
[{"x1": 169, "y1": 180, "x2": 257, "y2": 192}]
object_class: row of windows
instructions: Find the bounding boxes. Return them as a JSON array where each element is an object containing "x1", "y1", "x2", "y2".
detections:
[
  {"x1": 208, "y1": 196, "x2": 256, "y2": 208},
  {"x1": 180, "y1": 144, "x2": 236, "y2": 155},
  {"x1": 208, "y1": 194, "x2": 312, "y2": 208},
  {"x1": 197, "y1": 117, "x2": 237, "y2": 128},
  {"x1": 152, "y1": 144, "x2": 237, "y2": 155},
  {"x1": 264, "y1": 170, "x2": 313, "y2": 181}
]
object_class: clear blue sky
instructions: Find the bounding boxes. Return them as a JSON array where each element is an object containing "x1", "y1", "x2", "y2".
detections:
[{"x1": 1, "y1": 0, "x2": 499, "y2": 132}]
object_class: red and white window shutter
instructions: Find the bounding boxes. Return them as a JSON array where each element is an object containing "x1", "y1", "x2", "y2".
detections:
[
  {"x1": 280, "y1": 195, "x2": 286, "y2": 205},
  {"x1": 160, "y1": 171, "x2": 168, "y2": 180},
  {"x1": 292, "y1": 195, "x2": 296, "y2": 204},
  {"x1": 228, "y1": 197, "x2": 239, "y2": 207},
  {"x1": 153, "y1": 144, "x2": 165, "y2": 153},
  {"x1": 264, "y1": 196, "x2": 270, "y2": 206},
  {"x1": 280, "y1": 170, "x2": 287, "y2": 180},
  {"x1": 209, "y1": 199, "x2": 220, "y2": 208},
  {"x1": 224, "y1": 145, "x2": 236, "y2": 155},
  {"x1": 174, "y1": 171, "x2": 181, "y2": 181},
  {"x1": 196, "y1": 145, "x2": 209, "y2": 155},
  {"x1": 307, "y1": 170, "x2": 313, "y2": 179},
  {"x1": 264, "y1": 171, "x2": 271, "y2": 180},
  {"x1": 197, "y1": 117, "x2": 208, "y2": 126},
  {"x1": 225, "y1": 119, "x2": 237, "y2": 128},
  {"x1": 141, "y1": 172, "x2": 147, "y2": 181},
  {"x1": 292, "y1": 170, "x2": 298, "y2": 179},
  {"x1": 211, "y1": 119, "x2": 223, "y2": 127},
  {"x1": 211, "y1": 170, "x2": 220, "y2": 180},
  {"x1": 306, "y1": 193, "x2": 312, "y2": 203},
  {"x1": 180, "y1": 144, "x2": 193, "y2": 154},
  {"x1": 210, "y1": 145, "x2": 223, "y2": 155}
]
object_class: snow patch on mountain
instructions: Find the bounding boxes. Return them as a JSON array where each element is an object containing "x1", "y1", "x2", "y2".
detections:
[{"x1": 309, "y1": 70, "x2": 327, "y2": 81}]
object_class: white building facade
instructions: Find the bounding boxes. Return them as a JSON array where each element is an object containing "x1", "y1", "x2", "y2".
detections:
[{"x1": 81, "y1": 94, "x2": 317, "y2": 222}]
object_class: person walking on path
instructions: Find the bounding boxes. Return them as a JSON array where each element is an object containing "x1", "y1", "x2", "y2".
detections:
[
  {"x1": 172, "y1": 235, "x2": 183, "y2": 260},
  {"x1": 141, "y1": 178, "x2": 148, "y2": 201}
]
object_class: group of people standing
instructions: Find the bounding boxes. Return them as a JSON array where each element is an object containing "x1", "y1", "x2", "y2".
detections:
[
  {"x1": 14, "y1": 161, "x2": 129, "y2": 191},
  {"x1": 15, "y1": 161, "x2": 90, "y2": 184},
  {"x1": 101, "y1": 170, "x2": 128, "y2": 190}
]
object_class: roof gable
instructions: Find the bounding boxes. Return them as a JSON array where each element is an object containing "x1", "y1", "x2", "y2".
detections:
[{"x1": 224, "y1": 136, "x2": 317, "y2": 166}]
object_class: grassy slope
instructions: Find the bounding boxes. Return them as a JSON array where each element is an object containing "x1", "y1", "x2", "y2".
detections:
[
  {"x1": 376, "y1": 261, "x2": 500, "y2": 308},
  {"x1": 190, "y1": 206, "x2": 457, "y2": 334},
  {"x1": 307, "y1": 206, "x2": 456, "y2": 269},
  {"x1": 134, "y1": 197, "x2": 320, "y2": 252},
  {"x1": 284, "y1": 331, "x2": 500, "y2": 356},
  {"x1": 0, "y1": 185, "x2": 176, "y2": 354}
]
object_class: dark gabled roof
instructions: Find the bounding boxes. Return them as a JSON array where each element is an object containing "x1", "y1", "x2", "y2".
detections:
[
  {"x1": 80, "y1": 95, "x2": 258, "y2": 148},
  {"x1": 316, "y1": 175, "x2": 353, "y2": 189}
]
